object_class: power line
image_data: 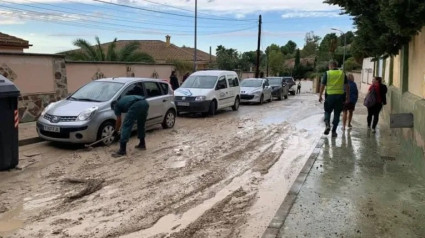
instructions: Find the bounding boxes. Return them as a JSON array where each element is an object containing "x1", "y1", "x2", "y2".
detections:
[
  {"x1": 0, "y1": 4, "x2": 255, "y2": 36},
  {"x1": 93, "y1": 0, "x2": 257, "y2": 22},
  {"x1": 140, "y1": 0, "x2": 257, "y2": 21}
]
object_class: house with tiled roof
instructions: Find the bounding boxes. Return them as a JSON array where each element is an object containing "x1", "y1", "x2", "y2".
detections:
[
  {"x1": 0, "y1": 32, "x2": 32, "y2": 53},
  {"x1": 65, "y1": 35, "x2": 215, "y2": 70}
]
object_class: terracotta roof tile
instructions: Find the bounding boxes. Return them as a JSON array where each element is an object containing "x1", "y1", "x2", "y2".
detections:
[
  {"x1": 0, "y1": 32, "x2": 32, "y2": 48},
  {"x1": 103, "y1": 40, "x2": 214, "y2": 63}
]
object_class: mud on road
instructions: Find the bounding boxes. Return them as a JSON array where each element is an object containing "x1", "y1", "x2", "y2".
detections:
[{"x1": 0, "y1": 94, "x2": 323, "y2": 238}]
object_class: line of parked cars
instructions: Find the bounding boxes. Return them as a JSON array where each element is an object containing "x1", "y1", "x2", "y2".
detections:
[{"x1": 37, "y1": 70, "x2": 296, "y2": 146}]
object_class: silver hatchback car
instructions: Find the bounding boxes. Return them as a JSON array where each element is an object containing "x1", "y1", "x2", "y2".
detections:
[{"x1": 37, "y1": 77, "x2": 176, "y2": 145}]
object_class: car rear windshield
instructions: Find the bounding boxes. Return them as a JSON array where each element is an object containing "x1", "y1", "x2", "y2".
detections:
[
  {"x1": 267, "y1": 78, "x2": 282, "y2": 85},
  {"x1": 241, "y1": 80, "x2": 262, "y2": 87},
  {"x1": 70, "y1": 81, "x2": 124, "y2": 102},
  {"x1": 180, "y1": 76, "x2": 218, "y2": 89}
]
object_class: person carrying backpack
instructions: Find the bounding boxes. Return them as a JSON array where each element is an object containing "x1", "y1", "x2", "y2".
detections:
[{"x1": 366, "y1": 76, "x2": 387, "y2": 133}]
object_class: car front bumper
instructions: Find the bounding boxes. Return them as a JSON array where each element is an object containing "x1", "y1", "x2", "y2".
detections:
[
  {"x1": 36, "y1": 118, "x2": 98, "y2": 143},
  {"x1": 175, "y1": 100, "x2": 211, "y2": 113},
  {"x1": 240, "y1": 94, "x2": 261, "y2": 103}
]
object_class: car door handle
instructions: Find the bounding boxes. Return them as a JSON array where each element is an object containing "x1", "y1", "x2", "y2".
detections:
[{"x1": 163, "y1": 99, "x2": 167, "y2": 102}]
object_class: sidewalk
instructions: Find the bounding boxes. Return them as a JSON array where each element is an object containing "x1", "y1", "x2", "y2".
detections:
[
  {"x1": 18, "y1": 121, "x2": 42, "y2": 146},
  {"x1": 264, "y1": 106, "x2": 425, "y2": 237}
]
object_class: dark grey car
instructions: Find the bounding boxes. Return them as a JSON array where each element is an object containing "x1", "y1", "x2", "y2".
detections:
[{"x1": 266, "y1": 77, "x2": 289, "y2": 100}]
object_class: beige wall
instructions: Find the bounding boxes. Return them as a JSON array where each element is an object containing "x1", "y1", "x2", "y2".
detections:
[
  {"x1": 360, "y1": 58, "x2": 374, "y2": 95},
  {"x1": 1, "y1": 54, "x2": 55, "y2": 94},
  {"x1": 393, "y1": 54, "x2": 401, "y2": 89},
  {"x1": 384, "y1": 58, "x2": 390, "y2": 85},
  {"x1": 408, "y1": 27, "x2": 425, "y2": 98},
  {"x1": 66, "y1": 63, "x2": 174, "y2": 93}
]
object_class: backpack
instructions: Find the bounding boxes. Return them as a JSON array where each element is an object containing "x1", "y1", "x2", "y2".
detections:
[{"x1": 363, "y1": 87, "x2": 377, "y2": 108}]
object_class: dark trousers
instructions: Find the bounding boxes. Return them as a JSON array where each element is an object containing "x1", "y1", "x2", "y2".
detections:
[
  {"x1": 367, "y1": 104, "x2": 383, "y2": 129},
  {"x1": 120, "y1": 100, "x2": 149, "y2": 144},
  {"x1": 324, "y1": 94, "x2": 344, "y2": 131}
]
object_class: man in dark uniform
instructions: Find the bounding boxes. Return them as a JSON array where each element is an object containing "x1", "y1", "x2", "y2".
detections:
[{"x1": 112, "y1": 86, "x2": 149, "y2": 157}]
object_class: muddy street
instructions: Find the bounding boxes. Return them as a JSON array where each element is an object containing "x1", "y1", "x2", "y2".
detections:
[{"x1": 0, "y1": 94, "x2": 323, "y2": 238}]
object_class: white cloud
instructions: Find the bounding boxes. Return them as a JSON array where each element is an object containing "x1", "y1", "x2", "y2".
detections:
[
  {"x1": 281, "y1": 10, "x2": 343, "y2": 19},
  {"x1": 4, "y1": 0, "x2": 340, "y2": 15}
]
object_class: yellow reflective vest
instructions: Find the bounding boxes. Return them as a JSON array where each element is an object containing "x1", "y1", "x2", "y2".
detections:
[{"x1": 326, "y1": 70, "x2": 345, "y2": 95}]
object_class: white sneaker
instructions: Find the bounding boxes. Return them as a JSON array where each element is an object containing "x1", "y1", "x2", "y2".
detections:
[
  {"x1": 341, "y1": 126, "x2": 346, "y2": 130},
  {"x1": 372, "y1": 129, "x2": 376, "y2": 133}
]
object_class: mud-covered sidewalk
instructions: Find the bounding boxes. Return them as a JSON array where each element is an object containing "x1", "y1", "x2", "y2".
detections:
[{"x1": 265, "y1": 104, "x2": 425, "y2": 237}]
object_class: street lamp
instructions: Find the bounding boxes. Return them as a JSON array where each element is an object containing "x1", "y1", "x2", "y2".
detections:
[
  {"x1": 194, "y1": 0, "x2": 198, "y2": 72},
  {"x1": 331, "y1": 28, "x2": 346, "y2": 70}
]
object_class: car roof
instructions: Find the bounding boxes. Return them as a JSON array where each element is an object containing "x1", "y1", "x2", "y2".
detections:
[
  {"x1": 191, "y1": 70, "x2": 237, "y2": 76},
  {"x1": 96, "y1": 77, "x2": 167, "y2": 85}
]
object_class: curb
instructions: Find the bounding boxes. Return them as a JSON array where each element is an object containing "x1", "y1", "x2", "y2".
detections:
[
  {"x1": 262, "y1": 136, "x2": 325, "y2": 238},
  {"x1": 19, "y1": 137, "x2": 44, "y2": 146}
]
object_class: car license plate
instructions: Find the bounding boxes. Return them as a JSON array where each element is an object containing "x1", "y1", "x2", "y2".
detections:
[
  {"x1": 43, "y1": 125, "x2": 60, "y2": 133},
  {"x1": 177, "y1": 102, "x2": 190, "y2": 106}
]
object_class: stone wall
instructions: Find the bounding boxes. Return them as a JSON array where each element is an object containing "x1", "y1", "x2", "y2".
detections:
[{"x1": 0, "y1": 53, "x2": 67, "y2": 123}]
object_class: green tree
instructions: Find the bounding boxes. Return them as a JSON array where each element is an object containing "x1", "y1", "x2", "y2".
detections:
[
  {"x1": 268, "y1": 49, "x2": 284, "y2": 76},
  {"x1": 281, "y1": 40, "x2": 297, "y2": 55},
  {"x1": 318, "y1": 33, "x2": 338, "y2": 61},
  {"x1": 325, "y1": 0, "x2": 425, "y2": 58},
  {"x1": 64, "y1": 36, "x2": 154, "y2": 63},
  {"x1": 238, "y1": 51, "x2": 258, "y2": 71},
  {"x1": 216, "y1": 45, "x2": 239, "y2": 70},
  {"x1": 301, "y1": 31, "x2": 321, "y2": 57}
]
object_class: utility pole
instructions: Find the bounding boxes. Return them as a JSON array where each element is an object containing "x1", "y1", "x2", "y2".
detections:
[
  {"x1": 255, "y1": 15, "x2": 262, "y2": 78},
  {"x1": 194, "y1": 0, "x2": 198, "y2": 72}
]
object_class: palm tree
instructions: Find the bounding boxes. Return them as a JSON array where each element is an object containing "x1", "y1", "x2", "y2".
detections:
[{"x1": 64, "y1": 36, "x2": 155, "y2": 63}]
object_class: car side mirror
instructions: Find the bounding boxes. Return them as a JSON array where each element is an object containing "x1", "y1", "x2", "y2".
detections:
[{"x1": 111, "y1": 101, "x2": 117, "y2": 110}]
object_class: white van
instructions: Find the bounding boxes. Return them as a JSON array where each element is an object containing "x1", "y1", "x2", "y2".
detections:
[{"x1": 174, "y1": 70, "x2": 240, "y2": 116}]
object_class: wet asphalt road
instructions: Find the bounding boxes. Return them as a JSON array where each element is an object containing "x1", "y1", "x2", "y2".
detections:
[{"x1": 0, "y1": 93, "x2": 325, "y2": 238}]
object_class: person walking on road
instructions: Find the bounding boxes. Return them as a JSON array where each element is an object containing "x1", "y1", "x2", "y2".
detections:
[
  {"x1": 112, "y1": 86, "x2": 150, "y2": 158},
  {"x1": 170, "y1": 71, "x2": 180, "y2": 90},
  {"x1": 342, "y1": 74, "x2": 358, "y2": 130},
  {"x1": 366, "y1": 76, "x2": 387, "y2": 133},
  {"x1": 318, "y1": 60, "x2": 349, "y2": 138},
  {"x1": 297, "y1": 81, "x2": 301, "y2": 94}
]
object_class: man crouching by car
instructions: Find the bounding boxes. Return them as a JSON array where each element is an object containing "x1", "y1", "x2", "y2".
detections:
[{"x1": 112, "y1": 86, "x2": 149, "y2": 158}]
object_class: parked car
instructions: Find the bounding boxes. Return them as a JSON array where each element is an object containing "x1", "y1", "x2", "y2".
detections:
[
  {"x1": 240, "y1": 78, "x2": 273, "y2": 104},
  {"x1": 266, "y1": 77, "x2": 289, "y2": 100},
  {"x1": 37, "y1": 78, "x2": 176, "y2": 145},
  {"x1": 174, "y1": 70, "x2": 240, "y2": 116},
  {"x1": 282, "y1": 76, "x2": 296, "y2": 95}
]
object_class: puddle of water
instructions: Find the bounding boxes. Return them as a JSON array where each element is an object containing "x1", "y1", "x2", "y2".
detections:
[
  {"x1": 0, "y1": 219, "x2": 23, "y2": 232},
  {"x1": 0, "y1": 205, "x2": 24, "y2": 234},
  {"x1": 239, "y1": 129, "x2": 321, "y2": 237},
  {"x1": 122, "y1": 170, "x2": 254, "y2": 238}
]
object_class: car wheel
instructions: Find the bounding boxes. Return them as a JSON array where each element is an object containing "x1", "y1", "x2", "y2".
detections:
[
  {"x1": 284, "y1": 94, "x2": 288, "y2": 99},
  {"x1": 232, "y1": 97, "x2": 240, "y2": 111},
  {"x1": 259, "y1": 94, "x2": 264, "y2": 105},
  {"x1": 162, "y1": 109, "x2": 176, "y2": 129},
  {"x1": 97, "y1": 121, "x2": 115, "y2": 146},
  {"x1": 290, "y1": 91, "x2": 295, "y2": 95},
  {"x1": 209, "y1": 100, "x2": 217, "y2": 116}
]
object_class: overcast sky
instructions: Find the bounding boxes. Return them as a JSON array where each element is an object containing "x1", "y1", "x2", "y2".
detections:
[{"x1": 0, "y1": 0, "x2": 354, "y2": 54}]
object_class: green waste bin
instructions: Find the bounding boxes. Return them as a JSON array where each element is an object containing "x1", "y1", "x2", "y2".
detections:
[{"x1": 0, "y1": 75, "x2": 20, "y2": 170}]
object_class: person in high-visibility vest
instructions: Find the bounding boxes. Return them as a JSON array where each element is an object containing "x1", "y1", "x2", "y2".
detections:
[{"x1": 318, "y1": 60, "x2": 349, "y2": 138}]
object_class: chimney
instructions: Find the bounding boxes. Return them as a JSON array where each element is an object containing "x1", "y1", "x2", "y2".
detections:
[{"x1": 166, "y1": 35, "x2": 171, "y2": 47}]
